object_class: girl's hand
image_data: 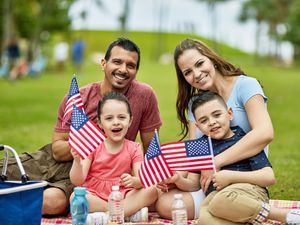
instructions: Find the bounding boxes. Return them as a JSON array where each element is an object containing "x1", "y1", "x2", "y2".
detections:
[
  {"x1": 212, "y1": 170, "x2": 233, "y2": 191},
  {"x1": 200, "y1": 170, "x2": 214, "y2": 192},
  {"x1": 70, "y1": 149, "x2": 80, "y2": 161},
  {"x1": 120, "y1": 173, "x2": 137, "y2": 188}
]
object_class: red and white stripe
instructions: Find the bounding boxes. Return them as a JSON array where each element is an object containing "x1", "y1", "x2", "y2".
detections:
[
  {"x1": 63, "y1": 94, "x2": 84, "y2": 120},
  {"x1": 139, "y1": 154, "x2": 172, "y2": 188},
  {"x1": 69, "y1": 120, "x2": 106, "y2": 159}
]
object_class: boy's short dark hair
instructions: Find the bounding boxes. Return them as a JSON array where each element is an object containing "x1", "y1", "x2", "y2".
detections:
[
  {"x1": 104, "y1": 38, "x2": 141, "y2": 70},
  {"x1": 191, "y1": 91, "x2": 227, "y2": 116},
  {"x1": 97, "y1": 92, "x2": 132, "y2": 120}
]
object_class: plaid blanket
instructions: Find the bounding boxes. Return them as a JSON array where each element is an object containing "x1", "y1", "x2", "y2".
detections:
[{"x1": 41, "y1": 199, "x2": 300, "y2": 225}]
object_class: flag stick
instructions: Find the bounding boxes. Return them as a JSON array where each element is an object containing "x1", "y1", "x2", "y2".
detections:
[
  {"x1": 208, "y1": 135, "x2": 216, "y2": 173},
  {"x1": 155, "y1": 129, "x2": 169, "y2": 192}
]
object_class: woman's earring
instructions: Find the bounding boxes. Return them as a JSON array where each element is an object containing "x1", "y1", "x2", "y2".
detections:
[{"x1": 214, "y1": 64, "x2": 217, "y2": 68}]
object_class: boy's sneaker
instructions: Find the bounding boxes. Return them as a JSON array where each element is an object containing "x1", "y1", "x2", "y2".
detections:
[
  {"x1": 125, "y1": 207, "x2": 148, "y2": 222},
  {"x1": 286, "y1": 209, "x2": 300, "y2": 225},
  {"x1": 87, "y1": 212, "x2": 109, "y2": 225}
]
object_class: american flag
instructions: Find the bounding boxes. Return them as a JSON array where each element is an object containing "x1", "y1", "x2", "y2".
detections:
[
  {"x1": 161, "y1": 136, "x2": 214, "y2": 172},
  {"x1": 63, "y1": 76, "x2": 84, "y2": 122},
  {"x1": 69, "y1": 105, "x2": 106, "y2": 159},
  {"x1": 138, "y1": 132, "x2": 173, "y2": 188}
]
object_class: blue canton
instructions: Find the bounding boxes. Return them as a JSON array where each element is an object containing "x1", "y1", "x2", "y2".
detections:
[
  {"x1": 146, "y1": 135, "x2": 161, "y2": 160},
  {"x1": 71, "y1": 106, "x2": 88, "y2": 130},
  {"x1": 68, "y1": 77, "x2": 79, "y2": 98},
  {"x1": 184, "y1": 136, "x2": 210, "y2": 157}
]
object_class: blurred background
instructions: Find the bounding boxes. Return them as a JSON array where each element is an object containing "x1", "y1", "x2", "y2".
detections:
[{"x1": 0, "y1": 0, "x2": 299, "y2": 200}]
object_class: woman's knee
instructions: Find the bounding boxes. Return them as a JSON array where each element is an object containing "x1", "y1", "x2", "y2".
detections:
[{"x1": 155, "y1": 194, "x2": 173, "y2": 219}]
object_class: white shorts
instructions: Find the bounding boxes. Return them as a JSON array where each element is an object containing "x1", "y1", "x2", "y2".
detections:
[{"x1": 190, "y1": 189, "x2": 206, "y2": 219}]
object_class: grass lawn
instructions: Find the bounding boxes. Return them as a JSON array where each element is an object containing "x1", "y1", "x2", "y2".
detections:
[{"x1": 0, "y1": 31, "x2": 299, "y2": 200}]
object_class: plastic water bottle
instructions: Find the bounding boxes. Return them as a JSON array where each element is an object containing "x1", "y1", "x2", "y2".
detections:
[
  {"x1": 108, "y1": 185, "x2": 124, "y2": 225},
  {"x1": 172, "y1": 194, "x2": 187, "y2": 225},
  {"x1": 71, "y1": 187, "x2": 89, "y2": 225}
]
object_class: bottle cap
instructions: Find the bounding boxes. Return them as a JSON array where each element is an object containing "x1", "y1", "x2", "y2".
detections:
[
  {"x1": 174, "y1": 194, "x2": 183, "y2": 199},
  {"x1": 74, "y1": 187, "x2": 87, "y2": 195},
  {"x1": 112, "y1": 185, "x2": 120, "y2": 191}
]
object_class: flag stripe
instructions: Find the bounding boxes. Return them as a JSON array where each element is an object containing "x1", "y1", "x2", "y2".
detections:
[
  {"x1": 138, "y1": 132, "x2": 173, "y2": 188},
  {"x1": 69, "y1": 105, "x2": 106, "y2": 159},
  {"x1": 63, "y1": 77, "x2": 84, "y2": 123}
]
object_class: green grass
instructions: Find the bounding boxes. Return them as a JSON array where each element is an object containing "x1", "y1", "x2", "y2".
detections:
[{"x1": 0, "y1": 30, "x2": 299, "y2": 200}]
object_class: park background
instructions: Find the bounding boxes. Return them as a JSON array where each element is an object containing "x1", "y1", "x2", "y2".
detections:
[{"x1": 0, "y1": 0, "x2": 300, "y2": 201}]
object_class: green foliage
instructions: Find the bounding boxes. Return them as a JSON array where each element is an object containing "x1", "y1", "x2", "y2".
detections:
[
  {"x1": 285, "y1": 0, "x2": 300, "y2": 58},
  {"x1": 0, "y1": 31, "x2": 299, "y2": 200}
]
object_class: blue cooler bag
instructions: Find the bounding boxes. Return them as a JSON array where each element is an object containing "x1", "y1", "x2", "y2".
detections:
[{"x1": 0, "y1": 145, "x2": 47, "y2": 225}]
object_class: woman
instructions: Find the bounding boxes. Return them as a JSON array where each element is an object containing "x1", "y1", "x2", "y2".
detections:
[{"x1": 155, "y1": 38, "x2": 273, "y2": 220}]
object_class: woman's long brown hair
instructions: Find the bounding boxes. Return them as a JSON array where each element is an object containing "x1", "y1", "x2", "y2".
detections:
[{"x1": 174, "y1": 39, "x2": 244, "y2": 140}]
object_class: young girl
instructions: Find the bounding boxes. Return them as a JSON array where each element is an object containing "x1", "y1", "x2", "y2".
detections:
[{"x1": 69, "y1": 92, "x2": 157, "y2": 222}]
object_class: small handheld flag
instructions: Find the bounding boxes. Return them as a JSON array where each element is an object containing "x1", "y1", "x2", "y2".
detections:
[
  {"x1": 161, "y1": 136, "x2": 214, "y2": 172},
  {"x1": 63, "y1": 76, "x2": 84, "y2": 123},
  {"x1": 69, "y1": 105, "x2": 106, "y2": 159},
  {"x1": 138, "y1": 131, "x2": 173, "y2": 188}
]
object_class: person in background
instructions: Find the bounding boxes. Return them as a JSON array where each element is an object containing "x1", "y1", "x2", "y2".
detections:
[
  {"x1": 54, "y1": 41, "x2": 69, "y2": 73},
  {"x1": 192, "y1": 91, "x2": 299, "y2": 225},
  {"x1": 70, "y1": 92, "x2": 157, "y2": 222},
  {"x1": 156, "y1": 38, "x2": 273, "y2": 220},
  {"x1": 72, "y1": 37, "x2": 85, "y2": 74},
  {"x1": 0, "y1": 38, "x2": 162, "y2": 216}
]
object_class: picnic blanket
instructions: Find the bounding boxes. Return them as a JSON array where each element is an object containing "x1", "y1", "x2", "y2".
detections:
[{"x1": 41, "y1": 199, "x2": 300, "y2": 225}]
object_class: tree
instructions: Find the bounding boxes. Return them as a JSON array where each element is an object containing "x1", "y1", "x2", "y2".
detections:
[
  {"x1": 196, "y1": 0, "x2": 228, "y2": 52},
  {"x1": 285, "y1": 0, "x2": 300, "y2": 60},
  {"x1": 1, "y1": 0, "x2": 72, "y2": 62},
  {"x1": 119, "y1": 0, "x2": 130, "y2": 35},
  {"x1": 239, "y1": 0, "x2": 293, "y2": 60}
]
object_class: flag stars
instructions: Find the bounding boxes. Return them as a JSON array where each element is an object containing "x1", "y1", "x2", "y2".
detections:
[
  {"x1": 69, "y1": 78, "x2": 80, "y2": 97},
  {"x1": 72, "y1": 106, "x2": 89, "y2": 130},
  {"x1": 185, "y1": 138, "x2": 210, "y2": 157}
]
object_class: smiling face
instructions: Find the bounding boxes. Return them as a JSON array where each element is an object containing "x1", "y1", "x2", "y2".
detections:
[
  {"x1": 101, "y1": 46, "x2": 138, "y2": 93},
  {"x1": 194, "y1": 99, "x2": 234, "y2": 140},
  {"x1": 99, "y1": 99, "x2": 132, "y2": 143},
  {"x1": 177, "y1": 49, "x2": 218, "y2": 91}
]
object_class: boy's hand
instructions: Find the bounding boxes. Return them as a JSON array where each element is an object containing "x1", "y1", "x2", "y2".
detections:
[
  {"x1": 212, "y1": 170, "x2": 233, "y2": 191},
  {"x1": 120, "y1": 173, "x2": 137, "y2": 188},
  {"x1": 200, "y1": 170, "x2": 214, "y2": 192}
]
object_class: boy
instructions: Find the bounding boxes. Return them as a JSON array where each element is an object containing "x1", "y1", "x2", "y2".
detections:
[{"x1": 192, "y1": 91, "x2": 300, "y2": 225}]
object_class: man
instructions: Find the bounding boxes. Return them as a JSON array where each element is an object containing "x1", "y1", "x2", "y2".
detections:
[{"x1": 1, "y1": 38, "x2": 162, "y2": 215}]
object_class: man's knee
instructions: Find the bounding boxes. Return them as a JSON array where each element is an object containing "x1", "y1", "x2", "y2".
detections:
[{"x1": 42, "y1": 187, "x2": 68, "y2": 215}]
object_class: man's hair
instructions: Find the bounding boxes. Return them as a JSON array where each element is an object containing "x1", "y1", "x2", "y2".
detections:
[
  {"x1": 104, "y1": 38, "x2": 141, "y2": 70},
  {"x1": 97, "y1": 92, "x2": 132, "y2": 120},
  {"x1": 191, "y1": 91, "x2": 227, "y2": 116}
]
